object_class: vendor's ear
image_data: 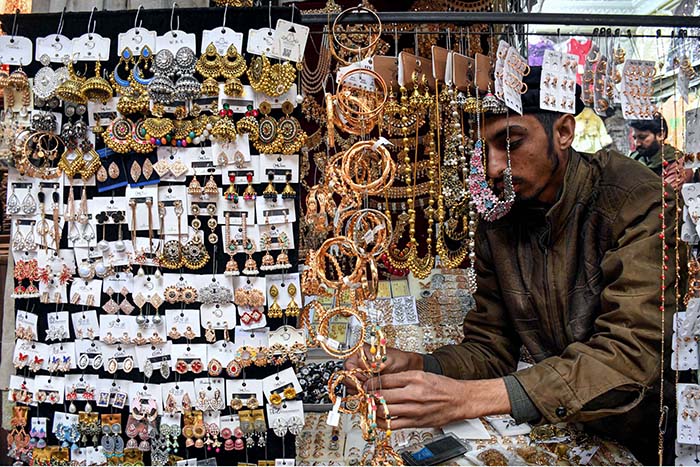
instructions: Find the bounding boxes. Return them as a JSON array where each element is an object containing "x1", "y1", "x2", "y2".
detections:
[{"x1": 553, "y1": 114, "x2": 576, "y2": 152}]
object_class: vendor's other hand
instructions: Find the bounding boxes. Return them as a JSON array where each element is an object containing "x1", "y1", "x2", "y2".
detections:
[
  {"x1": 344, "y1": 343, "x2": 423, "y2": 381},
  {"x1": 664, "y1": 160, "x2": 694, "y2": 191},
  {"x1": 363, "y1": 371, "x2": 511, "y2": 431}
]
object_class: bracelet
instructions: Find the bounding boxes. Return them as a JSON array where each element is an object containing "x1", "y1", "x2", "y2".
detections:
[
  {"x1": 315, "y1": 236, "x2": 365, "y2": 289},
  {"x1": 316, "y1": 306, "x2": 366, "y2": 359},
  {"x1": 327, "y1": 368, "x2": 367, "y2": 414}
]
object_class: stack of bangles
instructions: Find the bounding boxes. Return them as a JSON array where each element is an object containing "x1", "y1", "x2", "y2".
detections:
[{"x1": 330, "y1": 68, "x2": 388, "y2": 136}]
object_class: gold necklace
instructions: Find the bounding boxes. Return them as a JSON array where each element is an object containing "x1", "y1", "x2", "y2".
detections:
[
  {"x1": 384, "y1": 126, "x2": 416, "y2": 271},
  {"x1": 407, "y1": 117, "x2": 434, "y2": 279}
]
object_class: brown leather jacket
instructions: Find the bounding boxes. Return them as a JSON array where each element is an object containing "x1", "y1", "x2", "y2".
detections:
[{"x1": 432, "y1": 149, "x2": 677, "y2": 463}]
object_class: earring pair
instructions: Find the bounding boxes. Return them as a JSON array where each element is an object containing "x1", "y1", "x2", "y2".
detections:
[
  {"x1": 7, "y1": 188, "x2": 36, "y2": 215},
  {"x1": 96, "y1": 161, "x2": 122, "y2": 182},
  {"x1": 188, "y1": 175, "x2": 219, "y2": 196},
  {"x1": 153, "y1": 158, "x2": 188, "y2": 178}
]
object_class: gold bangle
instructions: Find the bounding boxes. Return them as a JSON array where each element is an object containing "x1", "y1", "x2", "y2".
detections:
[
  {"x1": 316, "y1": 306, "x2": 366, "y2": 359},
  {"x1": 315, "y1": 236, "x2": 365, "y2": 289},
  {"x1": 330, "y1": 6, "x2": 382, "y2": 65}
]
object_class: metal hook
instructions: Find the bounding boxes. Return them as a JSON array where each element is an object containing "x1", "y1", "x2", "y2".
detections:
[
  {"x1": 57, "y1": 6, "x2": 66, "y2": 36},
  {"x1": 393, "y1": 25, "x2": 398, "y2": 58},
  {"x1": 134, "y1": 5, "x2": 144, "y2": 29},
  {"x1": 222, "y1": 4, "x2": 228, "y2": 31},
  {"x1": 170, "y1": 2, "x2": 180, "y2": 32},
  {"x1": 268, "y1": 1, "x2": 273, "y2": 31},
  {"x1": 87, "y1": 6, "x2": 97, "y2": 35},
  {"x1": 414, "y1": 27, "x2": 418, "y2": 56},
  {"x1": 11, "y1": 8, "x2": 19, "y2": 39}
]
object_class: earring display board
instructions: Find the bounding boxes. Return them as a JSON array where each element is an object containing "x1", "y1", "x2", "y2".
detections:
[{"x1": 1, "y1": 6, "x2": 309, "y2": 466}]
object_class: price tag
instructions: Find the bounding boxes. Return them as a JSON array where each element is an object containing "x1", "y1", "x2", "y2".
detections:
[
  {"x1": 36, "y1": 34, "x2": 73, "y2": 63},
  {"x1": 270, "y1": 20, "x2": 309, "y2": 63},
  {"x1": 156, "y1": 31, "x2": 196, "y2": 54},
  {"x1": 201, "y1": 27, "x2": 243, "y2": 55},
  {"x1": 0, "y1": 35, "x2": 33, "y2": 66},
  {"x1": 71, "y1": 33, "x2": 111, "y2": 61},
  {"x1": 118, "y1": 27, "x2": 157, "y2": 56}
]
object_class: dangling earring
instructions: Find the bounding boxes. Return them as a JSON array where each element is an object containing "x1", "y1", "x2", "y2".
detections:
[
  {"x1": 205, "y1": 323, "x2": 216, "y2": 343},
  {"x1": 188, "y1": 176, "x2": 203, "y2": 196},
  {"x1": 254, "y1": 102, "x2": 282, "y2": 154},
  {"x1": 224, "y1": 174, "x2": 239, "y2": 203},
  {"x1": 260, "y1": 232, "x2": 275, "y2": 271},
  {"x1": 182, "y1": 393, "x2": 192, "y2": 411},
  {"x1": 285, "y1": 283, "x2": 300, "y2": 317},
  {"x1": 222, "y1": 44, "x2": 246, "y2": 97},
  {"x1": 23, "y1": 223, "x2": 36, "y2": 251},
  {"x1": 278, "y1": 100, "x2": 307, "y2": 155},
  {"x1": 203, "y1": 175, "x2": 219, "y2": 196},
  {"x1": 21, "y1": 192, "x2": 37, "y2": 215},
  {"x1": 243, "y1": 172, "x2": 257, "y2": 201},
  {"x1": 119, "y1": 287, "x2": 135, "y2": 314},
  {"x1": 281, "y1": 171, "x2": 296, "y2": 200},
  {"x1": 196, "y1": 43, "x2": 222, "y2": 96},
  {"x1": 7, "y1": 185, "x2": 20, "y2": 214},
  {"x1": 12, "y1": 220, "x2": 25, "y2": 251},
  {"x1": 275, "y1": 232, "x2": 291, "y2": 270},
  {"x1": 268, "y1": 285, "x2": 283, "y2": 318},
  {"x1": 263, "y1": 171, "x2": 278, "y2": 200}
]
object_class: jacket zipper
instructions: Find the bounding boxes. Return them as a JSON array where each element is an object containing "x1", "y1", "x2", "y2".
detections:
[{"x1": 542, "y1": 223, "x2": 562, "y2": 352}]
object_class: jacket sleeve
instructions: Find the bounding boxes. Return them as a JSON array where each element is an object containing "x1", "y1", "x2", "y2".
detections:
[
  {"x1": 513, "y1": 180, "x2": 673, "y2": 424},
  {"x1": 430, "y1": 224, "x2": 523, "y2": 380}
]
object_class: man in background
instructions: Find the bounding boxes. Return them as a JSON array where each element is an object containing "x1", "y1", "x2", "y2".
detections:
[{"x1": 630, "y1": 114, "x2": 692, "y2": 189}]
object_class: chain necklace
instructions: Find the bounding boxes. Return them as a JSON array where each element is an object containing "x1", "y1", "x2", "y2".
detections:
[
  {"x1": 301, "y1": 27, "x2": 332, "y2": 96},
  {"x1": 435, "y1": 84, "x2": 470, "y2": 269}
]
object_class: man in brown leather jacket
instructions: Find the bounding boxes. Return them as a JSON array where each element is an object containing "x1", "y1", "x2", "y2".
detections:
[{"x1": 347, "y1": 69, "x2": 678, "y2": 465}]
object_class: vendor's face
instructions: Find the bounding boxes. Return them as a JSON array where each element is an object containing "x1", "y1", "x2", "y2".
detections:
[
  {"x1": 633, "y1": 129, "x2": 663, "y2": 157},
  {"x1": 483, "y1": 113, "x2": 575, "y2": 204}
]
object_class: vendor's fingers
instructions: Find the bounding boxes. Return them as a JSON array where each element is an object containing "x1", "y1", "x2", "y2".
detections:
[{"x1": 363, "y1": 371, "x2": 422, "y2": 391}]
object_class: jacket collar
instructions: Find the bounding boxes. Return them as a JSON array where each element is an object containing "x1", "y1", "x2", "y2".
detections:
[{"x1": 509, "y1": 149, "x2": 591, "y2": 242}]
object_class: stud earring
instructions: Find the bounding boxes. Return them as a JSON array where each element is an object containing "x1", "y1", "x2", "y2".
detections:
[
  {"x1": 108, "y1": 161, "x2": 120, "y2": 179},
  {"x1": 96, "y1": 164, "x2": 109, "y2": 183},
  {"x1": 130, "y1": 161, "x2": 142, "y2": 182}
]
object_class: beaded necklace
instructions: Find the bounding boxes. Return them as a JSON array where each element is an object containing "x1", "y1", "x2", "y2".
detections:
[{"x1": 468, "y1": 86, "x2": 515, "y2": 222}]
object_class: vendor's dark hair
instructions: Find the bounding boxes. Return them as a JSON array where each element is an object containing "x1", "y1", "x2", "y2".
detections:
[
  {"x1": 532, "y1": 111, "x2": 561, "y2": 163},
  {"x1": 630, "y1": 114, "x2": 668, "y2": 137}
]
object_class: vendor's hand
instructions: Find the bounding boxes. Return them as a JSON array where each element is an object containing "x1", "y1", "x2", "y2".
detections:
[
  {"x1": 344, "y1": 344, "x2": 423, "y2": 379},
  {"x1": 664, "y1": 160, "x2": 694, "y2": 191},
  {"x1": 363, "y1": 371, "x2": 511, "y2": 431}
]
